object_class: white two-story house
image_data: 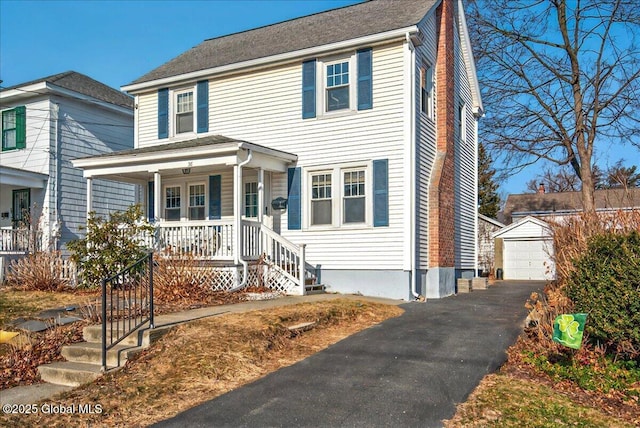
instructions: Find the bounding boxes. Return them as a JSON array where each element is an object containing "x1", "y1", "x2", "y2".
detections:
[
  {"x1": 73, "y1": 0, "x2": 483, "y2": 300},
  {"x1": 0, "y1": 71, "x2": 137, "y2": 264}
]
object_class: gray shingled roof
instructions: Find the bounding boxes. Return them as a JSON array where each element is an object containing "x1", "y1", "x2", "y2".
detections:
[
  {"x1": 2, "y1": 71, "x2": 133, "y2": 109},
  {"x1": 130, "y1": 0, "x2": 438, "y2": 85},
  {"x1": 502, "y1": 188, "x2": 640, "y2": 224},
  {"x1": 74, "y1": 134, "x2": 295, "y2": 160}
]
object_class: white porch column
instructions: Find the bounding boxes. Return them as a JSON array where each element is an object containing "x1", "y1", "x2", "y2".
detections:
[
  {"x1": 86, "y1": 177, "x2": 93, "y2": 219},
  {"x1": 153, "y1": 172, "x2": 161, "y2": 222},
  {"x1": 257, "y1": 168, "x2": 265, "y2": 223},
  {"x1": 233, "y1": 164, "x2": 241, "y2": 265}
]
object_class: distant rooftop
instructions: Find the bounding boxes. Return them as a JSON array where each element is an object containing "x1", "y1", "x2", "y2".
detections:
[
  {"x1": 501, "y1": 188, "x2": 640, "y2": 224},
  {"x1": 129, "y1": 0, "x2": 438, "y2": 85},
  {"x1": 1, "y1": 71, "x2": 133, "y2": 109}
]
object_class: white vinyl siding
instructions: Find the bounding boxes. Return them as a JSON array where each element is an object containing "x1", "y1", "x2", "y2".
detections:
[
  {"x1": 415, "y1": 12, "x2": 438, "y2": 270},
  {"x1": 128, "y1": 42, "x2": 407, "y2": 270}
]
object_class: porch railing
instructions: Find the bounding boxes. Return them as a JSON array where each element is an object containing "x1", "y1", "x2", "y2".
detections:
[
  {"x1": 0, "y1": 228, "x2": 42, "y2": 253},
  {"x1": 101, "y1": 252, "x2": 154, "y2": 371},
  {"x1": 149, "y1": 221, "x2": 234, "y2": 259}
]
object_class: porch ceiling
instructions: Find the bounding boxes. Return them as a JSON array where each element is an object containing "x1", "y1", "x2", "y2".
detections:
[
  {"x1": 0, "y1": 165, "x2": 48, "y2": 188},
  {"x1": 71, "y1": 135, "x2": 298, "y2": 182}
]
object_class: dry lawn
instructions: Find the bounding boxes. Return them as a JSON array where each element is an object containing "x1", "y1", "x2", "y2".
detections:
[{"x1": 0, "y1": 299, "x2": 403, "y2": 427}]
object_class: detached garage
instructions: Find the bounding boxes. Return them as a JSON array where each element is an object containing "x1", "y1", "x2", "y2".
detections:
[{"x1": 493, "y1": 216, "x2": 555, "y2": 281}]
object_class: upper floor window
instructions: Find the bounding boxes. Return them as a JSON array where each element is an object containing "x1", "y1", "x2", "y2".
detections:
[
  {"x1": 326, "y1": 61, "x2": 350, "y2": 112},
  {"x1": 175, "y1": 90, "x2": 194, "y2": 134},
  {"x1": 458, "y1": 101, "x2": 466, "y2": 141},
  {"x1": 2, "y1": 106, "x2": 26, "y2": 151},
  {"x1": 420, "y1": 64, "x2": 433, "y2": 118},
  {"x1": 301, "y1": 48, "x2": 372, "y2": 119}
]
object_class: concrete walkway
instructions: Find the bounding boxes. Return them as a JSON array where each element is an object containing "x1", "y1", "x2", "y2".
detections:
[{"x1": 153, "y1": 281, "x2": 543, "y2": 428}]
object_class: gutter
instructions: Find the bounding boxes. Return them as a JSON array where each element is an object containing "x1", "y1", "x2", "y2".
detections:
[
  {"x1": 228, "y1": 149, "x2": 253, "y2": 292},
  {"x1": 404, "y1": 32, "x2": 421, "y2": 300}
]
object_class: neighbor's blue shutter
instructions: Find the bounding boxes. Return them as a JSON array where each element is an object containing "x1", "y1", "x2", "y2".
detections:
[
  {"x1": 209, "y1": 175, "x2": 221, "y2": 220},
  {"x1": 15, "y1": 106, "x2": 26, "y2": 149},
  {"x1": 373, "y1": 159, "x2": 388, "y2": 227},
  {"x1": 288, "y1": 167, "x2": 301, "y2": 230},
  {"x1": 357, "y1": 48, "x2": 372, "y2": 110},
  {"x1": 158, "y1": 88, "x2": 169, "y2": 139},
  {"x1": 197, "y1": 80, "x2": 209, "y2": 133},
  {"x1": 302, "y1": 60, "x2": 316, "y2": 119},
  {"x1": 148, "y1": 181, "x2": 155, "y2": 222}
]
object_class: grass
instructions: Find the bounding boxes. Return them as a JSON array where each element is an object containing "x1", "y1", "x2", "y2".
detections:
[
  {"x1": 445, "y1": 372, "x2": 636, "y2": 428},
  {"x1": 0, "y1": 287, "x2": 100, "y2": 328},
  {"x1": 0, "y1": 299, "x2": 404, "y2": 427}
]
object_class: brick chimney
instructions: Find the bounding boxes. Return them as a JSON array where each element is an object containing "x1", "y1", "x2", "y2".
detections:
[
  {"x1": 538, "y1": 183, "x2": 545, "y2": 194},
  {"x1": 429, "y1": 0, "x2": 456, "y2": 272}
]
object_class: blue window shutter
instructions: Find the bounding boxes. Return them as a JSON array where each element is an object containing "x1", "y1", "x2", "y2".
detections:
[
  {"x1": 148, "y1": 181, "x2": 155, "y2": 222},
  {"x1": 373, "y1": 159, "x2": 388, "y2": 227},
  {"x1": 158, "y1": 88, "x2": 169, "y2": 139},
  {"x1": 209, "y1": 175, "x2": 221, "y2": 220},
  {"x1": 287, "y1": 167, "x2": 301, "y2": 230},
  {"x1": 302, "y1": 60, "x2": 316, "y2": 119},
  {"x1": 197, "y1": 80, "x2": 209, "y2": 133},
  {"x1": 357, "y1": 48, "x2": 373, "y2": 110},
  {"x1": 15, "y1": 106, "x2": 26, "y2": 149}
]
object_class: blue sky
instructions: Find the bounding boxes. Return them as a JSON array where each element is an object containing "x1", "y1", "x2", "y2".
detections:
[{"x1": 0, "y1": 0, "x2": 602, "y2": 197}]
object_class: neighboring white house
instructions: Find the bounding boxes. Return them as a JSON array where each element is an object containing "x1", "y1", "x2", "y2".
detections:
[
  {"x1": 496, "y1": 188, "x2": 640, "y2": 281},
  {"x1": 478, "y1": 214, "x2": 504, "y2": 277},
  {"x1": 73, "y1": 0, "x2": 483, "y2": 300},
  {"x1": 0, "y1": 71, "x2": 137, "y2": 261}
]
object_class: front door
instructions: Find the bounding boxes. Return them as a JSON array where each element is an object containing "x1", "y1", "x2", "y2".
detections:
[{"x1": 12, "y1": 188, "x2": 30, "y2": 228}]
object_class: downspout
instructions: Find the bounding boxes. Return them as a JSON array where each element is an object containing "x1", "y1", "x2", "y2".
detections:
[
  {"x1": 228, "y1": 149, "x2": 253, "y2": 292},
  {"x1": 52, "y1": 102, "x2": 61, "y2": 251},
  {"x1": 405, "y1": 32, "x2": 421, "y2": 300}
]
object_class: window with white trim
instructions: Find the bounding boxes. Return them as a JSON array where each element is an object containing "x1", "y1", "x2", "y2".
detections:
[
  {"x1": 326, "y1": 61, "x2": 350, "y2": 111},
  {"x1": 175, "y1": 90, "x2": 194, "y2": 134},
  {"x1": 343, "y1": 170, "x2": 366, "y2": 223},
  {"x1": 420, "y1": 64, "x2": 434, "y2": 118},
  {"x1": 244, "y1": 182, "x2": 258, "y2": 218},
  {"x1": 165, "y1": 186, "x2": 181, "y2": 221},
  {"x1": 311, "y1": 173, "x2": 332, "y2": 225},
  {"x1": 188, "y1": 184, "x2": 205, "y2": 220},
  {"x1": 2, "y1": 106, "x2": 26, "y2": 151}
]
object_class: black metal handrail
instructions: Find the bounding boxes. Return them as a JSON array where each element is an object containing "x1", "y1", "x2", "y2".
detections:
[{"x1": 101, "y1": 252, "x2": 154, "y2": 371}]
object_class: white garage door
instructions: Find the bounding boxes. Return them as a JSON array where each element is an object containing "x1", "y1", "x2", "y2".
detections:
[{"x1": 504, "y1": 239, "x2": 550, "y2": 280}]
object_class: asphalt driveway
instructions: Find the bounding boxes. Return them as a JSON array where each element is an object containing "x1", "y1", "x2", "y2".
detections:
[{"x1": 154, "y1": 281, "x2": 543, "y2": 428}]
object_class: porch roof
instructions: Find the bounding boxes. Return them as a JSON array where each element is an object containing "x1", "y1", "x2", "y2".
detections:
[
  {"x1": 72, "y1": 135, "x2": 298, "y2": 182},
  {"x1": 0, "y1": 165, "x2": 48, "y2": 188}
]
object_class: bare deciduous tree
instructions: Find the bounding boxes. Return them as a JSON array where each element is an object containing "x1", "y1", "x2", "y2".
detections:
[{"x1": 467, "y1": 0, "x2": 640, "y2": 213}]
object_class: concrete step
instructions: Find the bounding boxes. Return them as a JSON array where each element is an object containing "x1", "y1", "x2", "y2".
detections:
[
  {"x1": 83, "y1": 323, "x2": 172, "y2": 347},
  {"x1": 37, "y1": 362, "x2": 104, "y2": 387},
  {"x1": 305, "y1": 284, "x2": 325, "y2": 294},
  {"x1": 61, "y1": 342, "x2": 142, "y2": 367}
]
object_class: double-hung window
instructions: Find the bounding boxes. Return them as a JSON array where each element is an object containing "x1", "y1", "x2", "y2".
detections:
[
  {"x1": 175, "y1": 90, "x2": 194, "y2": 134},
  {"x1": 326, "y1": 61, "x2": 350, "y2": 112},
  {"x1": 311, "y1": 173, "x2": 332, "y2": 225},
  {"x1": 420, "y1": 64, "x2": 433, "y2": 118},
  {"x1": 189, "y1": 184, "x2": 205, "y2": 220},
  {"x1": 343, "y1": 170, "x2": 366, "y2": 223},
  {"x1": 2, "y1": 106, "x2": 26, "y2": 151},
  {"x1": 244, "y1": 182, "x2": 258, "y2": 218},
  {"x1": 165, "y1": 186, "x2": 181, "y2": 221}
]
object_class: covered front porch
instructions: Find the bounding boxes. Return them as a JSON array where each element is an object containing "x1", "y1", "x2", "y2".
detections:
[
  {"x1": 0, "y1": 165, "x2": 48, "y2": 254},
  {"x1": 73, "y1": 135, "x2": 312, "y2": 294}
]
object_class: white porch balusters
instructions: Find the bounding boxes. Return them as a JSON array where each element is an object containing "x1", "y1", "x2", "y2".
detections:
[{"x1": 299, "y1": 243, "x2": 306, "y2": 295}]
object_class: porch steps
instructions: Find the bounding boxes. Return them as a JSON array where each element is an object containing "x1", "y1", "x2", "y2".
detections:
[
  {"x1": 37, "y1": 323, "x2": 172, "y2": 388},
  {"x1": 305, "y1": 283, "x2": 325, "y2": 294}
]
